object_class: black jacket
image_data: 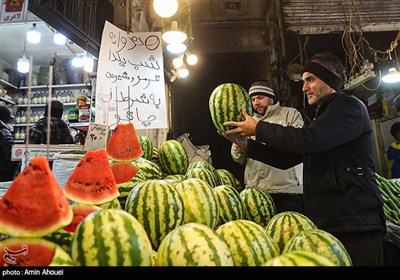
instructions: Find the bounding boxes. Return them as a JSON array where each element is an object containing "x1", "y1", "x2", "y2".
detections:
[
  {"x1": 247, "y1": 92, "x2": 386, "y2": 233},
  {"x1": 0, "y1": 120, "x2": 18, "y2": 181}
]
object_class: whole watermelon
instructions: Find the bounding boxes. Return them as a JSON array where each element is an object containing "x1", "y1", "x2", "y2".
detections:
[{"x1": 209, "y1": 83, "x2": 253, "y2": 132}]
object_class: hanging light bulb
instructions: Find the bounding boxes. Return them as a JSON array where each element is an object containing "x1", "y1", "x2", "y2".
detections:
[
  {"x1": 186, "y1": 51, "x2": 198, "y2": 65},
  {"x1": 17, "y1": 52, "x2": 29, "y2": 74},
  {"x1": 71, "y1": 55, "x2": 84, "y2": 68},
  {"x1": 153, "y1": 0, "x2": 178, "y2": 18},
  {"x1": 167, "y1": 43, "x2": 187, "y2": 54},
  {"x1": 53, "y1": 31, "x2": 66, "y2": 45},
  {"x1": 172, "y1": 54, "x2": 184, "y2": 68},
  {"x1": 382, "y1": 67, "x2": 400, "y2": 83},
  {"x1": 162, "y1": 21, "x2": 187, "y2": 44},
  {"x1": 177, "y1": 65, "x2": 189, "y2": 78},
  {"x1": 26, "y1": 23, "x2": 41, "y2": 44},
  {"x1": 83, "y1": 55, "x2": 94, "y2": 73}
]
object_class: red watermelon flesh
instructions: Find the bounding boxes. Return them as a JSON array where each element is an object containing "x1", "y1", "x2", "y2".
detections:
[
  {"x1": 110, "y1": 162, "x2": 139, "y2": 184},
  {"x1": 0, "y1": 156, "x2": 73, "y2": 237},
  {"x1": 63, "y1": 149, "x2": 119, "y2": 205},
  {"x1": 63, "y1": 204, "x2": 101, "y2": 232},
  {"x1": 106, "y1": 123, "x2": 143, "y2": 161},
  {"x1": 0, "y1": 237, "x2": 73, "y2": 266}
]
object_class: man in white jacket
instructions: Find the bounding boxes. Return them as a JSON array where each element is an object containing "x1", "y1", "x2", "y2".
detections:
[{"x1": 231, "y1": 80, "x2": 304, "y2": 213}]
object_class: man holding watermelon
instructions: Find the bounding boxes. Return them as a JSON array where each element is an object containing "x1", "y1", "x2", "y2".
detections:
[
  {"x1": 220, "y1": 52, "x2": 387, "y2": 266},
  {"x1": 230, "y1": 80, "x2": 305, "y2": 214}
]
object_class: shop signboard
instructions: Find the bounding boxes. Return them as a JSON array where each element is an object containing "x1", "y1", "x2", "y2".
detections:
[
  {"x1": 95, "y1": 21, "x2": 168, "y2": 130},
  {"x1": 0, "y1": 0, "x2": 40, "y2": 23}
]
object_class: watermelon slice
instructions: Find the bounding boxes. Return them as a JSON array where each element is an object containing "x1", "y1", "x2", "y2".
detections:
[
  {"x1": 110, "y1": 161, "x2": 139, "y2": 184},
  {"x1": 106, "y1": 123, "x2": 143, "y2": 161},
  {"x1": 62, "y1": 204, "x2": 101, "y2": 232},
  {"x1": 63, "y1": 149, "x2": 120, "y2": 205},
  {"x1": 0, "y1": 237, "x2": 74, "y2": 266},
  {"x1": 0, "y1": 156, "x2": 73, "y2": 237}
]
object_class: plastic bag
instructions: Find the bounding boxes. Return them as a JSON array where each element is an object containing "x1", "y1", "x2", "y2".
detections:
[
  {"x1": 177, "y1": 133, "x2": 212, "y2": 164},
  {"x1": 52, "y1": 153, "x2": 84, "y2": 188}
]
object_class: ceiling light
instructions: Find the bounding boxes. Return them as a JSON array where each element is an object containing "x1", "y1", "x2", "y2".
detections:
[
  {"x1": 17, "y1": 52, "x2": 29, "y2": 73},
  {"x1": 172, "y1": 54, "x2": 184, "y2": 68},
  {"x1": 153, "y1": 0, "x2": 178, "y2": 18},
  {"x1": 186, "y1": 51, "x2": 198, "y2": 65},
  {"x1": 382, "y1": 67, "x2": 400, "y2": 83},
  {"x1": 177, "y1": 65, "x2": 189, "y2": 78},
  {"x1": 71, "y1": 56, "x2": 84, "y2": 68},
  {"x1": 83, "y1": 55, "x2": 94, "y2": 73},
  {"x1": 162, "y1": 21, "x2": 187, "y2": 44},
  {"x1": 53, "y1": 31, "x2": 66, "y2": 45},
  {"x1": 26, "y1": 23, "x2": 41, "y2": 44},
  {"x1": 167, "y1": 43, "x2": 187, "y2": 54}
]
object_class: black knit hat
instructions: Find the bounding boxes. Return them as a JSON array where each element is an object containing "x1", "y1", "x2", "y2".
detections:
[
  {"x1": 44, "y1": 100, "x2": 64, "y2": 118},
  {"x1": 390, "y1": 122, "x2": 400, "y2": 139},
  {"x1": 0, "y1": 106, "x2": 11, "y2": 123},
  {"x1": 248, "y1": 80, "x2": 276, "y2": 100}
]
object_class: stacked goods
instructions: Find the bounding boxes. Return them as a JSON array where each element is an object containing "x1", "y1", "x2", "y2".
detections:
[
  {"x1": 209, "y1": 83, "x2": 253, "y2": 133},
  {"x1": 216, "y1": 220, "x2": 279, "y2": 266},
  {"x1": 70, "y1": 209, "x2": 153, "y2": 266},
  {"x1": 265, "y1": 211, "x2": 317, "y2": 254},
  {"x1": 124, "y1": 180, "x2": 185, "y2": 250},
  {"x1": 283, "y1": 228, "x2": 352, "y2": 266},
  {"x1": 158, "y1": 140, "x2": 189, "y2": 175},
  {"x1": 375, "y1": 173, "x2": 400, "y2": 225},
  {"x1": 175, "y1": 178, "x2": 219, "y2": 228},
  {"x1": 213, "y1": 185, "x2": 244, "y2": 225},
  {"x1": 0, "y1": 238, "x2": 74, "y2": 266},
  {"x1": 263, "y1": 250, "x2": 336, "y2": 266},
  {"x1": 239, "y1": 188, "x2": 276, "y2": 227},
  {"x1": 138, "y1": 134, "x2": 154, "y2": 161},
  {"x1": 0, "y1": 156, "x2": 74, "y2": 266},
  {"x1": 63, "y1": 149, "x2": 120, "y2": 205},
  {"x1": 155, "y1": 223, "x2": 234, "y2": 266}
]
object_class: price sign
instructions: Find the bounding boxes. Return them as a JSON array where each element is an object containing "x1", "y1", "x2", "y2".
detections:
[{"x1": 84, "y1": 123, "x2": 109, "y2": 151}]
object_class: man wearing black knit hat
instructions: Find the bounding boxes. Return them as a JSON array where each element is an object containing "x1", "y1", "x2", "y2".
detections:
[
  {"x1": 231, "y1": 79, "x2": 305, "y2": 214},
  {"x1": 220, "y1": 52, "x2": 386, "y2": 266}
]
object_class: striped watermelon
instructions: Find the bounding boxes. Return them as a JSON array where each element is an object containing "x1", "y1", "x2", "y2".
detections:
[
  {"x1": 263, "y1": 250, "x2": 336, "y2": 266},
  {"x1": 138, "y1": 134, "x2": 154, "y2": 161},
  {"x1": 175, "y1": 178, "x2": 219, "y2": 228},
  {"x1": 216, "y1": 220, "x2": 279, "y2": 266},
  {"x1": 187, "y1": 161, "x2": 221, "y2": 186},
  {"x1": 0, "y1": 237, "x2": 74, "y2": 266},
  {"x1": 133, "y1": 157, "x2": 164, "y2": 179},
  {"x1": 184, "y1": 167, "x2": 218, "y2": 188},
  {"x1": 124, "y1": 180, "x2": 185, "y2": 250},
  {"x1": 213, "y1": 185, "x2": 244, "y2": 225},
  {"x1": 43, "y1": 229, "x2": 74, "y2": 254},
  {"x1": 98, "y1": 198, "x2": 122, "y2": 210},
  {"x1": 70, "y1": 209, "x2": 153, "y2": 266},
  {"x1": 216, "y1": 168, "x2": 240, "y2": 190},
  {"x1": 209, "y1": 83, "x2": 253, "y2": 133},
  {"x1": 156, "y1": 223, "x2": 234, "y2": 266},
  {"x1": 283, "y1": 228, "x2": 353, "y2": 266},
  {"x1": 265, "y1": 211, "x2": 317, "y2": 254},
  {"x1": 158, "y1": 140, "x2": 189, "y2": 175},
  {"x1": 151, "y1": 147, "x2": 159, "y2": 164},
  {"x1": 239, "y1": 188, "x2": 276, "y2": 227},
  {"x1": 117, "y1": 170, "x2": 146, "y2": 209}
]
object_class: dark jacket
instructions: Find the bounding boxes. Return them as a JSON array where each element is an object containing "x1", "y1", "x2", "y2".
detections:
[
  {"x1": 246, "y1": 92, "x2": 386, "y2": 233},
  {"x1": 29, "y1": 117, "x2": 73, "y2": 145},
  {"x1": 0, "y1": 120, "x2": 18, "y2": 181}
]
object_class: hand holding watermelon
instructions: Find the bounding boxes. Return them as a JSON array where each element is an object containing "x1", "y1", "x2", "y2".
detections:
[
  {"x1": 223, "y1": 109, "x2": 258, "y2": 136},
  {"x1": 217, "y1": 130, "x2": 248, "y2": 151}
]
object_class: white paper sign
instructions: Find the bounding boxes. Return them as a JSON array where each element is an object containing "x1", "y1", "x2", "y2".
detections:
[
  {"x1": 84, "y1": 123, "x2": 109, "y2": 151},
  {"x1": 95, "y1": 21, "x2": 168, "y2": 130}
]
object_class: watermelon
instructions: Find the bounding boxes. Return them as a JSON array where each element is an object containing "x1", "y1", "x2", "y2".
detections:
[
  {"x1": 209, "y1": 83, "x2": 253, "y2": 133},
  {"x1": 63, "y1": 149, "x2": 120, "y2": 205},
  {"x1": 110, "y1": 161, "x2": 139, "y2": 184},
  {"x1": 155, "y1": 223, "x2": 234, "y2": 266},
  {"x1": 187, "y1": 161, "x2": 221, "y2": 186},
  {"x1": 184, "y1": 167, "x2": 218, "y2": 188},
  {"x1": 62, "y1": 204, "x2": 102, "y2": 233},
  {"x1": 263, "y1": 250, "x2": 336, "y2": 266},
  {"x1": 133, "y1": 157, "x2": 164, "y2": 180},
  {"x1": 98, "y1": 198, "x2": 122, "y2": 210},
  {"x1": 125, "y1": 179, "x2": 185, "y2": 250},
  {"x1": 216, "y1": 169, "x2": 238, "y2": 189},
  {"x1": 117, "y1": 170, "x2": 147, "y2": 209},
  {"x1": 265, "y1": 211, "x2": 317, "y2": 254},
  {"x1": 283, "y1": 228, "x2": 353, "y2": 266},
  {"x1": 70, "y1": 209, "x2": 153, "y2": 266},
  {"x1": 175, "y1": 178, "x2": 219, "y2": 228},
  {"x1": 138, "y1": 134, "x2": 154, "y2": 161},
  {"x1": 158, "y1": 140, "x2": 189, "y2": 175},
  {"x1": 43, "y1": 230, "x2": 74, "y2": 253},
  {"x1": 213, "y1": 185, "x2": 244, "y2": 225},
  {"x1": 151, "y1": 147, "x2": 159, "y2": 164},
  {"x1": 239, "y1": 188, "x2": 276, "y2": 227},
  {"x1": 0, "y1": 156, "x2": 73, "y2": 237},
  {"x1": 106, "y1": 123, "x2": 143, "y2": 161},
  {"x1": 216, "y1": 219, "x2": 279, "y2": 266},
  {"x1": 0, "y1": 237, "x2": 74, "y2": 266}
]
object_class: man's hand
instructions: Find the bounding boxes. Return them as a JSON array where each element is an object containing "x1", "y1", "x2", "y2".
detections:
[
  {"x1": 217, "y1": 131, "x2": 248, "y2": 151},
  {"x1": 223, "y1": 109, "x2": 257, "y2": 137}
]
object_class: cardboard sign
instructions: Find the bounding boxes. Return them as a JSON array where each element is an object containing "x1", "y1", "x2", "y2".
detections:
[{"x1": 84, "y1": 123, "x2": 109, "y2": 151}]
